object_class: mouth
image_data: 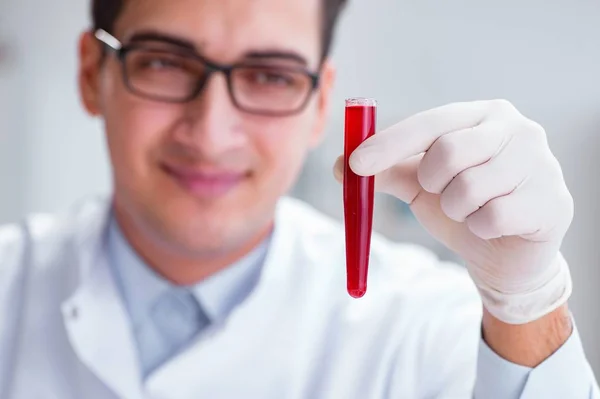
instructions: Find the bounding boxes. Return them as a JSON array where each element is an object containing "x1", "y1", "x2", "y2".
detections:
[{"x1": 161, "y1": 162, "x2": 248, "y2": 199}]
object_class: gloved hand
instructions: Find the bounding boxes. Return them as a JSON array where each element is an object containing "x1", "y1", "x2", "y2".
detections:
[{"x1": 333, "y1": 100, "x2": 574, "y2": 325}]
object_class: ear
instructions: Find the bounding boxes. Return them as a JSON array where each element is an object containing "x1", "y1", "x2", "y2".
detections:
[
  {"x1": 78, "y1": 31, "x2": 103, "y2": 116},
  {"x1": 308, "y1": 59, "x2": 336, "y2": 148}
]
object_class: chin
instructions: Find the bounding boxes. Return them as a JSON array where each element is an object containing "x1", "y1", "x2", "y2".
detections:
[
  {"x1": 165, "y1": 214, "x2": 268, "y2": 259},
  {"x1": 158, "y1": 194, "x2": 266, "y2": 252}
]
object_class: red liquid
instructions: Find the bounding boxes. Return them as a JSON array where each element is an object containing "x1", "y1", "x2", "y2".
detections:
[{"x1": 343, "y1": 103, "x2": 376, "y2": 298}]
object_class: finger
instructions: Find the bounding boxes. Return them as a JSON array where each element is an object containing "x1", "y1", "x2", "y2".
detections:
[
  {"x1": 439, "y1": 135, "x2": 528, "y2": 222},
  {"x1": 375, "y1": 154, "x2": 423, "y2": 203},
  {"x1": 417, "y1": 122, "x2": 509, "y2": 194},
  {"x1": 465, "y1": 182, "x2": 546, "y2": 240},
  {"x1": 349, "y1": 100, "x2": 512, "y2": 177},
  {"x1": 333, "y1": 154, "x2": 423, "y2": 204}
]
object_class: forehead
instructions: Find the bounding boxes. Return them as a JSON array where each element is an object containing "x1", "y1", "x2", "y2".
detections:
[{"x1": 114, "y1": 0, "x2": 323, "y2": 68}]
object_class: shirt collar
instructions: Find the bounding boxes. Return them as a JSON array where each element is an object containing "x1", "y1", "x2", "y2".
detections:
[
  {"x1": 107, "y1": 215, "x2": 270, "y2": 326},
  {"x1": 191, "y1": 236, "x2": 270, "y2": 322}
]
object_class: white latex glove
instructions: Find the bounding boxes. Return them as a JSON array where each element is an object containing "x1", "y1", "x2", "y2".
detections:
[{"x1": 334, "y1": 100, "x2": 574, "y2": 324}]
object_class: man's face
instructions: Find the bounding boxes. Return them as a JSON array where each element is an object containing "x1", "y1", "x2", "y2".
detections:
[{"x1": 80, "y1": 0, "x2": 334, "y2": 258}]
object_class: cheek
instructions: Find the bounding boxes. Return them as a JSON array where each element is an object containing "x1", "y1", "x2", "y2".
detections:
[
  {"x1": 102, "y1": 86, "x2": 181, "y2": 181},
  {"x1": 254, "y1": 113, "x2": 315, "y2": 187}
]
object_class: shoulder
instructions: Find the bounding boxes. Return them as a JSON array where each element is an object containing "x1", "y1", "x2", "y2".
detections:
[
  {"x1": 278, "y1": 196, "x2": 476, "y2": 298},
  {"x1": 0, "y1": 197, "x2": 110, "y2": 282},
  {"x1": 276, "y1": 196, "x2": 347, "y2": 252},
  {"x1": 0, "y1": 222, "x2": 28, "y2": 288}
]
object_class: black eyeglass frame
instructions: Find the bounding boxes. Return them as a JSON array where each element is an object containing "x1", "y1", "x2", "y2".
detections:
[{"x1": 94, "y1": 29, "x2": 321, "y2": 117}]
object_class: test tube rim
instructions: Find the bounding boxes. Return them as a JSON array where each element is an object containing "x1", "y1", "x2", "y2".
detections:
[{"x1": 345, "y1": 97, "x2": 377, "y2": 107}]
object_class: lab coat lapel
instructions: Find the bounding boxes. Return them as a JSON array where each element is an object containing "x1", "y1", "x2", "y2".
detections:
[{"x1": 60, "y1": 199, "x2": 145, "y2": 399}]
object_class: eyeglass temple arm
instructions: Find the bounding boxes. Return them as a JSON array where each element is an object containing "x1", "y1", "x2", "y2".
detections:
[{"x1": 94, "y1": 29, "x2": 122, "y2": 51}]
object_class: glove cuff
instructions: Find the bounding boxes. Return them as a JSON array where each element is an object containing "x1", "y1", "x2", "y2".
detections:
[{"x1": 473, "y1": 252, "x2": 572, "y2": 325}]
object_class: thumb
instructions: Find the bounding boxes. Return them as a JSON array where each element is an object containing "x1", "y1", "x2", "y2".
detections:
[
  {"x1": 333, "y1": 155, "x2": 344, "y2": 183},
  {"x1": 333, "y1": 154, "x2": 423, "y2": 204}
]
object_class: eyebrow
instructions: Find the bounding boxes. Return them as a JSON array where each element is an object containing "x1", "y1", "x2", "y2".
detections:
[
  {"x1": 127, "y1": 31, "x2": 199, "y2": 51},
  {"x1": 126, "y1": 30, "x2": 310, "y2": 67},
  {"x1": 243, "y1": 51, "x2": 309, "y2": 66}
]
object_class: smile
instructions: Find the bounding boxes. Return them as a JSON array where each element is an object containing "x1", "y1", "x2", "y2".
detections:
[{"x1": 161, "y1": 163, "x2": 247, "y2": 199}]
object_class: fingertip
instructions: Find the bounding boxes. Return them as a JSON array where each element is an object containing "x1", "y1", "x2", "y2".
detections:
[{"x1": 349, "y1": 151, "x2": 374, "y2": 177}]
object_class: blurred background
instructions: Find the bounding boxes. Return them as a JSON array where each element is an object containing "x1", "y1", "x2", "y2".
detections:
[{"x1": 1, "y1": 0, "x2": 599, "y2": 377}]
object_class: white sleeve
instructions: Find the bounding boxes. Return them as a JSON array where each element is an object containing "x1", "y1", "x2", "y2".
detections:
[{"x1": 474, "y1": 317, "x2": 600, "y2": 399}]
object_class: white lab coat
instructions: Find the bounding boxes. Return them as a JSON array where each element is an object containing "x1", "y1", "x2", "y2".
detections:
[{"x1": 0, "y1": 196, "x2": 483, "y2": 399}]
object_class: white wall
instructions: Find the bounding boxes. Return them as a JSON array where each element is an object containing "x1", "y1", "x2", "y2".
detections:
[
  {"x1": 2, "y1": 0, "x2": 599, "y2": 376},
  {"x1": 0, "y1": 0, "x2": 111, "y2": 223},
  {"x1": 0, "y1": 1, "x2": 28, "y2": 223}
]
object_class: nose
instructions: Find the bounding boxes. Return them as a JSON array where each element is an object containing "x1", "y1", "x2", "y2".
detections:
[{"x1": 173, "y1": 73, "x2": 248, "y2": 159}]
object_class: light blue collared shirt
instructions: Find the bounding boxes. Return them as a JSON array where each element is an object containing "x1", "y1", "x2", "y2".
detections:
[{"x1": 106, "y1": 216, "x2": 598, "y2": 397}]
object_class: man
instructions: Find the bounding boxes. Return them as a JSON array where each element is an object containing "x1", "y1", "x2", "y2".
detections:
[{"x1": 0, "y1": 0, "x2": 597, "y2": 397}]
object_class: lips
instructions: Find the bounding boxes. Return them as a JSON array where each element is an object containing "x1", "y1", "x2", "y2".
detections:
[{"x1": 161, "y1": 162, "x2": 247, "y2": 199}]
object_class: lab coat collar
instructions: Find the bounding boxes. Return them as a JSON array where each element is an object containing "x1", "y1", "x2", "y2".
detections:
[
  {"x1": 59, "y1": 196, "x2": 304, "y2": 398},
  {"x1": 60, "y1": 197, "x2": 145, "y2": 399}
]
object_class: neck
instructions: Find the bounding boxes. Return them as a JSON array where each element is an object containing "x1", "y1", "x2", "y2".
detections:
[{"x1": 113, "y1": 205, "x2": 273, "y2": 286}]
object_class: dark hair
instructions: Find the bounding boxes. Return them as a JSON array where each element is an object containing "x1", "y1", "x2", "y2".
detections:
[{"x1": 92, "y1": 0, "x2": 348, "y2": 62}]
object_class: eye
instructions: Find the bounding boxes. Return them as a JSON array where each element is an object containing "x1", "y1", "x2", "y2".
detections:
[
  {"x1": 246, "y1": 69, "x2": 296, "y2": 87},
  {"x1": 139, "y1": 55, "x2": 182, "y2": 70}
]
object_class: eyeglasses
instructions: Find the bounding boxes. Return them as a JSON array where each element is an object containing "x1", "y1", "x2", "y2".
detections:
[{"x1": 94, "y1": 29, "x2": 321, "y2": 116}]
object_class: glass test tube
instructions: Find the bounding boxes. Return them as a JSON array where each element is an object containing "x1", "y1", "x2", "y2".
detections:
[{"x1": 343, "y1": 98, "x2": 377, "y2": 298}]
